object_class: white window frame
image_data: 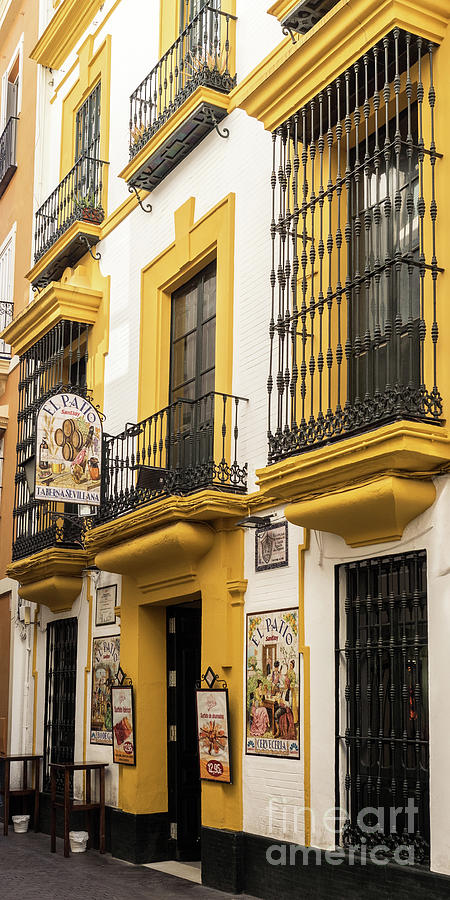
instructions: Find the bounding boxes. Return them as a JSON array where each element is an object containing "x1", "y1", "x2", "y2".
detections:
[{"x1": 1, "y1": 34, "x2": 24, "y2": 132}]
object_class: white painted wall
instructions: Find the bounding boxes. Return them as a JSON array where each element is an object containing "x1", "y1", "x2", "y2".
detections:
[{"x1": 22, "y1": 0, "x2": 450, "y2": 881}]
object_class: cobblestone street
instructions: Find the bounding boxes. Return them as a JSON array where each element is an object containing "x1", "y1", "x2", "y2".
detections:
[{"x1": 0, "y1": 831, "x2": 255, "y2": 900}]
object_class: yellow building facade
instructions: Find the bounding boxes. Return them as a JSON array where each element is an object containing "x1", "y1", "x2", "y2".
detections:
[{"x1": 2, "y1": 1, "x2": 450, "y2": 897}]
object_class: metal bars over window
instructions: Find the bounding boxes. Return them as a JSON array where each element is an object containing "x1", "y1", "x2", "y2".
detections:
[
  {"x1": 268, "y1": 31, "x2": 442, "y2": 463},
  {"x1": 12, "y1": 321, "x2": 89, "y2": 560},
  {"x1": 336, "y1": 551, "x2": 429, "y2": 863},
  {"x1": 43, "y1": 618, "x2": 78, "y2": 794}
]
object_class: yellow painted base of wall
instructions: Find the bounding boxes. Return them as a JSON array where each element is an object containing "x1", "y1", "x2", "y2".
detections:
[{"x1": 93, "y1": 512, "x2": 246, "y2": 833}]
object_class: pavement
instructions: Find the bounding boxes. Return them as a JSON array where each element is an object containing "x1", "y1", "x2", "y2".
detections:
[{"x1": 0, "y1": 831, "x2": 258, "y2": 900}]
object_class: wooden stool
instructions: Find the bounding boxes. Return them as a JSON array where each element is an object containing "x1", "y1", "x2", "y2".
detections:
[{"x1": 0, "y1": 754, "x2": 42, "y2": 836}]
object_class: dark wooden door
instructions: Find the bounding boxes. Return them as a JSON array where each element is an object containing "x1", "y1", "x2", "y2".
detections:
[{"x1": 167, "y1": 605, "x2": 202, "y2": 860}]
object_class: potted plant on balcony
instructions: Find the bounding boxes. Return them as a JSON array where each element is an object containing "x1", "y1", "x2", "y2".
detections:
[{"x1": 74, "y1": 190, "x2": 104, "y2": 225}]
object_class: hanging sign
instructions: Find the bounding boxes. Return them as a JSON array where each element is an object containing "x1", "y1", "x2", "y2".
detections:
[
  {"x1": 246, "y1": 608, "x2": 300, "y2": 759},
  {"x1": 90, "y1": 636, "x2": 120, "y2": 745},
  {"x1": 35, "y1": 392, "x2": 102, "y2": 506},
  {"x1": 196, "y1": 688, "x2": 232, "y2": 783},
  {"x1": 111, "y1": 684, "x2": 136, "y2": 766},
  {"x1": 255, "y1": 521, "x2": 288, "y2": 572}
]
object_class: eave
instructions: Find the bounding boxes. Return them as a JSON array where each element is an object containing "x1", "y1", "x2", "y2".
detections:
[
  {"x1": 30, "y1": 0, "x2": 105, "y2": 69},
  {"x1": 230, "y1": 0, "x2": 450, "y2": 131},
  {"x1": 1, "y1": 278, "x2": 103, "y2": 357}
]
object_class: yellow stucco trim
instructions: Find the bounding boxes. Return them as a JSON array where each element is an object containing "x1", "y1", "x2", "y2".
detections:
[
  {"x1": 287, "y1": 475, "x2": 436, "y2": 547},
  {"x1": 98, "y1": 518, "x2": 245, "y2": 830},
  {"x1": 258, "y1": 421, "x2": 450, "y2": 546},
  {"x1": 60, "y1": 35, "x2": 111, "y2": 187},
  {"x1": 267, "y1": 0, "x2": 298, "y2": 20},
  {"x1": 298, "y1": 530, "x2": 311, "y2": 847},
  {"x1": 230, "y1": 0, "x2": 450, "y2": 131},
  {"x1": 0, "y1": 358, "x2": 9, "y2": 399},
  {"x1": 7, "y1": 548, "x2": 88, "y2": 612},
  {"x1": 83, "y1": 576, "x2": 93, "y2": 766},
  {"x1": 159, "y1": 0, "x2": 236, "y2": 57},
  {"x1": 139, "y1": 193, "x2": 235, "y2": 421},
  {"x1": 30, "y1": 0, "x2": 105, "y2": 69},
  {"x1": 85, "y1": 489, "x2": 247, "y2": 557},
  {"x1": 119, "y1": 86, "x2": 231, "y2": 185},
  {"x1": 25, "y1": 220, "x2": 102, "y2": 288},
  {"x1": 1, "y1": 276, "x2": 103, "y2": 358},
  {"x1": 257, "y1": 421, "x2": 450, "y2": 502}
]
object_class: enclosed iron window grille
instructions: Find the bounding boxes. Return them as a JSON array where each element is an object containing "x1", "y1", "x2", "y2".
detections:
[
  {"x1": 43, "y1": 618, "x2": 78, "y2": 794},
  {"x1": 129, "y1": 3, "x2": 236, "y2": 158},
  {"x1": 267, "y1": 31, "x2": 442, "y2": 463},
  {"x1": 336, "y1": 551, "x2": 429, "y2": 863},
  {"x1": 12, "y1": 321, "x2": 90, "y2": 561}
]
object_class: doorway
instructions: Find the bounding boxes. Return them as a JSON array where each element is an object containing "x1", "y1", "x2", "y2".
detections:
[{"x1": 167, "y1": 603, "x2": 202, "y2": 861}]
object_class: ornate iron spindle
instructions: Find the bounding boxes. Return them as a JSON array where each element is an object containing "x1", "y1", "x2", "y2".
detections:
[
  {"x1": 317, "y1": 92, "x2": 325, "y2": 428},
  {"x1": 309, "y1": 98, "x2": 316, "y2": 426}
]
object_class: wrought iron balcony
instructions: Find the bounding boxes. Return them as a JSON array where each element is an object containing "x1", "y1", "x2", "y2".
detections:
[
  {"x1": 12, "y1": 508, "x2": 83, "y2": 561},
  {"x1": 32, "y1": 154, "x2": 106, "y2": 290},
  {"x1": 267, "y1": 30, "x2": 443, "y2": 464},
  {"x1": 0, "y1": 301, "x2": 14, "y2": 359},
  {"x1": 97, "y1": 391, "x2": 247, "y2": 524},
  {"x1": 0, "y1": 116, "x2": 17, "y2": 198},
  {"x1": 127, "y1": 4, "x2": 236, "y2": 191}
]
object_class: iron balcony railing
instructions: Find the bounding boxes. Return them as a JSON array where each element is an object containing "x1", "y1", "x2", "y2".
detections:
[
  {"x1": 0, "y1": 301, "x2": 14, "y2": 358},
  {"x1": 129, "y1": 4, "x2": 236, "y2": 158},
  {"x1": 0, "y1": 116, "x2": 17, "y2": 191},
  {"x1": 267, "y1": 30, "x2": 443, "y2": 463},
  {"x1": 34, "y1": 154, "x2": 106, "y2": 262},
  {"x1": 97, "y1": 391, "x2": 247, "y2": 523}
]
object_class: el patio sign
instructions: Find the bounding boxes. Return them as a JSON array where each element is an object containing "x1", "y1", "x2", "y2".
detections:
[
  {"x1": 246, "y1": 608, "x2": 300, "y2": 759},
  {"x1": 35, "y1": 392, "x2": 102, "y2": 506}
]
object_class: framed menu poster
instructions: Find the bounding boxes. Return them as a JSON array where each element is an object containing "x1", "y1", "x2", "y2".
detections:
[
  {"x1": 196, "y1": 688, "x2": 231, "y2": 783},
  {"x1": 111, "y1": 684, "x2": 136, "y2": 765},
  {"x1": 95, "y1": 584, "x2": 117, "y2": 626}
]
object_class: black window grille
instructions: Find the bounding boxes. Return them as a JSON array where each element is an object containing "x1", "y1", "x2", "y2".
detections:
[
  {"x1": 268, "y1": 30, "x2": 442, "y2": 463},
  {"x1": 43, "y1": 617, "x2": 78, "y2": 794},
  {"x1": 75, "y1": 81, "x2": 101, "y2": 162},
  {"x1": 336, "y1": 551, "x2": 429, "y2": 863},
  {"x1": 12, "y1": 321, "x2": 90, "y2": 560}
]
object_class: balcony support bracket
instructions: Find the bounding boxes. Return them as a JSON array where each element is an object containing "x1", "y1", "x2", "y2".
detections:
[
  {"x1": 282, "y1": 25, "x2": 298, "y2": 45},
  {"x1": 207, "y1": 109, "x2": 229, "y2": 139},
  {"x1": 128, "y1": 184, "x2": 152, "y2": 213},
  {"x1": 79, "y1": 234, "x2": 101, "y2": 261}
]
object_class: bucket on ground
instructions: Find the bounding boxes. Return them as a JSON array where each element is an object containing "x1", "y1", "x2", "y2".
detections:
[
  {"x1": 12, "y1": 815, "x2": 30, "y2": 833},
  {"x1": 69, "y1": 830, "x2": 89, "y2": 853}
]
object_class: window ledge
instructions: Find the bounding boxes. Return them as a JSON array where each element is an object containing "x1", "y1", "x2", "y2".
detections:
[
  {"x1": 1, "y1": 272, "x2": 103, "y2": 357},
  {"x1": 257, "y1": 420, "x2": 450, "y2": 545},
  {"x1": 26, "y1": 220, "x2": 103, "y2": 292},
  {"x1": 7, "y1": 548, "x2": 88, "y2": 612}
]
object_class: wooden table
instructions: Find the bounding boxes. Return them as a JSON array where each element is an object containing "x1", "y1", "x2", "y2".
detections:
[
  {"x1": 50, "y1": 762, "x2": 108, "y2": 857},
  {"x1": 0, "y1": 754, "x2": 42, "y2": 836}
]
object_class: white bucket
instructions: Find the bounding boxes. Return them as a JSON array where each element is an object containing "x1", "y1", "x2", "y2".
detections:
[
  {"x1": 12, "y1": 815, "x2": 30, "y2": 834},
  {"x1": 69, "y1": 830, "x2": 89, "y2": 853}
]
